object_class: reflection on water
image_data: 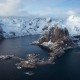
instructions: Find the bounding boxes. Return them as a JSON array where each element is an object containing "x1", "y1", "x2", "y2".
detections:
[{"x1": 0, "y1": 35, "x2": 80, "y2": 80}]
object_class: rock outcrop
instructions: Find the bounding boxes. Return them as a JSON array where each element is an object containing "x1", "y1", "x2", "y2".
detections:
[
  {"x1": 32, "y1": 25, "x2": 77, "y2": 66},
  {"x1": 17, "y1": 25, "x2": 78, "y2": 69},
  {"x1": 0, "y1": 55, "x2": 14, "y2": 61},
  {"x1": 16, "y1": 54, "x2": 40, "y2": 68},
  {"x1": 0, "y1": 26, "x2": 4, "y2": 41},
  {"x1": 16, "y1": 53, "x2": 55, "y2": 68},
  {"x1": 33, "y1": 25, "x2": 75, "y2": 48},
  {"x1": 37, "y1": 25, "x2": 71, "y2": 44}
]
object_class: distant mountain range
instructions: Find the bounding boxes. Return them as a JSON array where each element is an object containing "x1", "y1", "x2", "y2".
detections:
[{"x1": 0, "y1": 15, "x2": 80, "y2": 38}]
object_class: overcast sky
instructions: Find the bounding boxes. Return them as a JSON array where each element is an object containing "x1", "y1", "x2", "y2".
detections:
[{"x1": 0, "y1": 0, "x2": 80, "y2": 17}]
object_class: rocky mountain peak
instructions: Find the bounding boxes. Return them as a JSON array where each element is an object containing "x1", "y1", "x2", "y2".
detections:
[{"x1": 38, "y1": 25, "x2": 70, "y2": 45}]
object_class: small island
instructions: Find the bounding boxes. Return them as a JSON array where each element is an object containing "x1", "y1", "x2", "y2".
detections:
[{"x1": 16, "y1": 25, "x2": 79, "y2": 68}]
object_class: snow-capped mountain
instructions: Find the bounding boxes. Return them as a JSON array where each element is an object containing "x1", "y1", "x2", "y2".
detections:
[
  {"x1": 0, "y1": 15, "x2": 80, "y2": 38},
  {"x1": 66, "y1": 15, "x2": 80, "y2": 36}
]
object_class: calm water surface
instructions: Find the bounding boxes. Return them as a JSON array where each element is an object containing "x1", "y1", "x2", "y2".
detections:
[{"x1": 0, "y1": 35, "x2": 80, "y2": 80}]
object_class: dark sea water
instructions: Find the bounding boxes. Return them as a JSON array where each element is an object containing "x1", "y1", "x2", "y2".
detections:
[{"x1": 0, "y1": 35, "x2": 80, "y2": 80}]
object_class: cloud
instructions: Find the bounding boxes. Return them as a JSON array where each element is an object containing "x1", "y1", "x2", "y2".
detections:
[
  {"x1": 0, "y1": 0, "x2": 21, "y2": 16},
  {"x1": 67, "y1": 10, "x2": 76, "y2": 15},
  {"x1": 67, "y1": 9, "x2": 80, "y2": 16},
  {"x1": 0, "y1": 0, "x2": 79, "y2": 17},
  {"x1": 24, "y1": 7, "x2": 67, "y2": 17}
]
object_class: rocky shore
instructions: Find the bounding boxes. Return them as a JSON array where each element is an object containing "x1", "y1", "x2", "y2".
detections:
[
  {"x1": 16, "y1": 53, "x2": 55, "y2": 68},
  {"x1": 0, "y1": 55, "x2": 14, "y2": 61}
]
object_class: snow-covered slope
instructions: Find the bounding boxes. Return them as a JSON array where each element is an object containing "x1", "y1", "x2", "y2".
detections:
[
  {"x1": 66, "y1": 15, "x2": 80, "y2": 36},
  {"x1": 0, "y1": 15, "x2": 80, "y2": 38},
  {"x1": 0, "y1": 17, "x2": 61, "y2": 38}
]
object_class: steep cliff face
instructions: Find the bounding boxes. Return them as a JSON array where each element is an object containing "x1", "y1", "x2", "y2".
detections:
[
  {"x1": 0, "y1": 26, "x2": 4, "y2": 41},
  {"x1": 48, "y1": 25, "x2": 69, "y2": 42},
  {"x1": 37, "y1": 25, "x2": 74, "y2": 48}
]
